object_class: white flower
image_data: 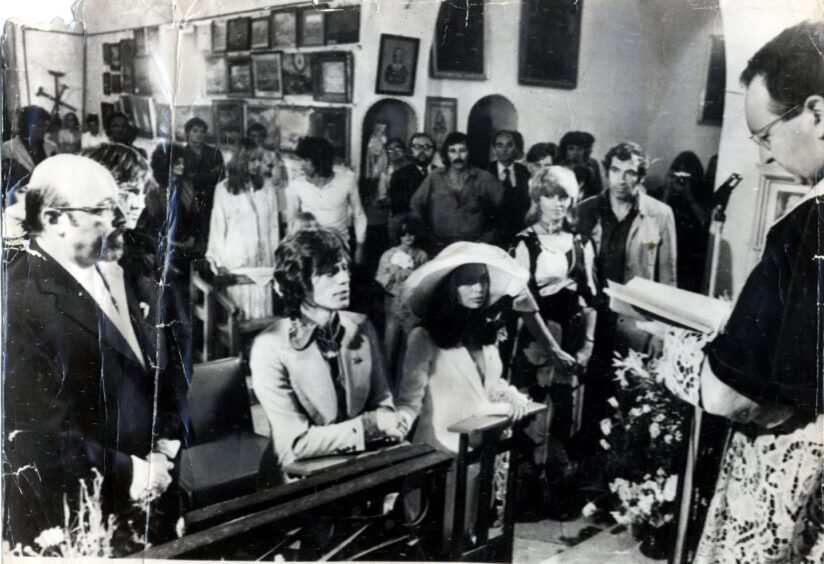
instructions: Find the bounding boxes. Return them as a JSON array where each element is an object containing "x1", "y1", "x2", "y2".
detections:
[
  {"x1": 607, "y1": 397, "x2": 620, "y2": 409},
  {"x1": 663, "y1": 474, "x2": 679, "y2": 502},
  {"x1": 649, "y1": 422, "x2": 661, "y2": 439},
  {"x1": 642, "y1": 404, "x2": 652, "y2": 414},
  {"x1": 389, "y1": 250, "x2": 415, "y2": 269},
  {"x1": 599, "y1": 439, "x2": 611, "y2": 450},
  {"x1": 629, "y1": 407, "x2": 642, "y2": 418},
  {"x1": 600, "y1": 418, "x2": 612, "y2": 436},
  {"x1": 34, "y1": 527, "x2": 65, "y2": 549},
  {"x1": 663, "y1": 434, "x2": 673, "y2": 444}
]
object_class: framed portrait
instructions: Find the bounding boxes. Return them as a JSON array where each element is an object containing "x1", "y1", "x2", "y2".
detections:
[
  {"x1": 282, "y1": 53, "x2": 314, "y2": 96},
  {"x1": 212, "y1": 20, "x2": 227, "y2": 53},
  {"x1": 246, "y1": 105, "x2": 279, "y2": 149},
  {"x1": 133, "y1": 56, "x2": 153, "y2": 96},
  {"x1": 134, "y1": 28, "x2": 146, "y2": 56},
  {"x1": 174, "y1": 105, "x2": 215, "y2": 143},
  {"x1": 102, "y1": 72, "x2": 111, "y2": 95},
  {"x1": 110, "y1": 73, "x2": 122, "y2": 94},
  {"x1": 275, "y1": 105, "x2": 313, "y2": 153},
  {"x1": 252, "y1": 52, "x2": 283, "y2": 98},
  {"x1": 226, "y1": 17, "x2": 251, "y2": 52},
  {"x1": 155, "y1": 102, "x2": 172, "y2": 139},
  {"x1": 110, "y1": 42, "x2": 121, "y2": 71},
  {"x1": 103, "y1": 43, "x2": 112, "y2": 65},
  {"x1": 132, "y1": 95, "x2": 154, "y2": 139},
  {"x1": 751, "y1": 164, "x2": 806, "y2": 257},
  {"x1": 699, "y1": 35, "x2": 726, "y2": 125},
  {"x1": 425, "y1": 97, "x2": 457, "y2": 151},
  {"x1": 227, "y1": 58, "x2": 253, "y2": 96},
  {"x1": 212, "y1": 99, "x2": 246, "y2": 146},
  {"x1": 325, "y1": 6, "x2": 360, "y2": 45},
  {"x1": 271, "y1": 9, "x2": 297, "y2": 48},
  {"x1": 299, "y1": 8, "x2": 325, "y2": 47},
  {"x1": 431, "y1": 0, "x2": 485, "y2": 79},
  {"x1": 251, "y1": 17, "x2": 270, "y2": 50},
  {"x1": 195, "y1": 22, "x2": 211, "y2": 51},
  {"x1": 376, "y1": 34, "x2": 419, "y2": 96},
  {"x1": 204, "y1": 56, "x2": 228, "y2": 95},
  {"x1": 313, "y1": 52, "x2": 351, "y2": 103},
  {"x1": 311, "y1": 107, "x2": 350, "y2": 164},
  {"x1": 518, "y1": 0, "x2": 582, "y2": 88}
]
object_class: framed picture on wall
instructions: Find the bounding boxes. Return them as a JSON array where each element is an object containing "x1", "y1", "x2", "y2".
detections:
[
  {"x1": 282, "y1": 53, "x2": 314, "y2": 96},
  {"x1": 103, "y1": 43, "x2": 112, "y2": 65},
  {"x1": 518, "y1": 0, "x2": 583, "y2": 88},
  {"x1": 132, "y1": 96, "x2": 154, "y2": 138},
  {"x1": 103, "y1": 72, "x2": 111, "y2": 95},
  {"x1": 110, "y1": 74, "x2": 122, "y2": 94},
  {"x1": 134, "y1": 28, "x2": 146, "y2": 56},
  {"x1": 376, "y1": 34, "x2": 419, "y2": 96},
  {"x1": 155, "y1": 102, "x2": 172, "y2": 139},
  {"x1": 212, "y1": 100, "x2": 246, "y2": 146},
  {"x1": 752, "y1": 165, "x2": 805, "y2": 255},
  {"x1": 311, "y1": 107, "x2": 350, "y2": 164},
  {"x1": 174, "y1": 105, "x2": 215, "y2": 143},
  {"x1": 313, "y1": 52, "x2": 351, "y2": 103},
  {"x1": 252, "y1": 52, "x2": 283, "y2": 98},
  {"x1": 425, "y1": 97, "x2": 457, "y2": 151},
  {"x1": 276, "y1": 105, "x2": 313, "y2": 153},
  {"x1": 299, "y1": 8, "x2": 325, "y2": 47},
  {"x1": 212, "y1": 20, "x2": 227, "y2": 53},
  {"x1": 699, "y1": 35, "x2": 726, "y2": 125},
  {"x1": 227, "y1": 58, "x2": 253, "y2": 96},
  {"x1": 205, "y1": 56, "x2": 228, "y2": 95},
  {"x1": 246, "y1": 105, "x2": 280, "y2": 149},
  {"x1": 430, "y1": 0, "x2": 484, "y2": 79},
  {"x1": 226, "y1": 17, "x2": 251, "y2": 51},
  {"x1": 325, "y1": 6, "x2": 360, "y2": 45},
  {"x1": 110, "y1": 43, "x2": 121, "y2": 71},
  {"x1": 271, "y1": 9, "x2": 297, "y2": 48},
  {"x1": 251, "y1": 17, "x2": 270, "y2": 50}
]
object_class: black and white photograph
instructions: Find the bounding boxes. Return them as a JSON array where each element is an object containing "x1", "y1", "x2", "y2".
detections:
[{"x1": 1, "y1": 1, "x2": 823, "y2": 563}]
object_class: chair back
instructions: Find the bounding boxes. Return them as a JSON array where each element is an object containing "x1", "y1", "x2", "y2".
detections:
[{"x1": 188, "y1": 357, "x2": 253, "y2": 443}]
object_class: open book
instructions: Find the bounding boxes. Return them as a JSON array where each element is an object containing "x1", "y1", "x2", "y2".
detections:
[{"x1": 604, "y1": 278, "x2": 731, "y2": 334}]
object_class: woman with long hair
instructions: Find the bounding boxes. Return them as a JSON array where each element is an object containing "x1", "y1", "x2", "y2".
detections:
[{"x1": 206, "y1": 138, "x2": 280, "y2": 320}]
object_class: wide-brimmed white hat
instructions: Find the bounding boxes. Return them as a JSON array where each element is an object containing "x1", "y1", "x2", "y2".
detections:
[{"x1": 401, "y1": 242, "x2": 530, "y2": 317}]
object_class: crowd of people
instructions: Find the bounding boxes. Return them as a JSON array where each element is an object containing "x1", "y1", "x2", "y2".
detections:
[{"x1": 2, "y1": 19, "x2": 823, "y2": 563}]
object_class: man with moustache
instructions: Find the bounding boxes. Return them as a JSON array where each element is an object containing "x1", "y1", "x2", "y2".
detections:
[
  {"x1": 410, "y1": 131, "x2": 504, "y2": 254},
  {"x1": 387, "y1": 132, "x2": 437, "y2": 240},
  {"x1": 3, "y1": 155, "x2": 181, "y2": 549}
]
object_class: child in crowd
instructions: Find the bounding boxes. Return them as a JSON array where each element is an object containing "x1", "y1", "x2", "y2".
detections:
[{"x1": 375, "y1": 216, "x2": 428, "y2": 387}]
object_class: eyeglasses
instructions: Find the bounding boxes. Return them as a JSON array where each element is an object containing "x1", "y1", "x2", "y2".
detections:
[
  {"x1": 411, "y1": 143, "x2": 434, "y2": 151},
  {"x1": 749, "y1": 105, "x2": 800, "y2": 149},
  {"x1": 51, "y1": 202, "x2": 121, "y2": 216}
]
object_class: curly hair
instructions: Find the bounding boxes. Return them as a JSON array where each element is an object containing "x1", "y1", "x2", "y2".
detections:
[
  {"x1": 274, "y1": 228, "x2": 349, "y2": 318},
  {"x1": 740, "y1": 20, "x2": 824, "y2": 116},
  {"x1": 603, "y1": 141, "x2": 648, "y2": 180}
]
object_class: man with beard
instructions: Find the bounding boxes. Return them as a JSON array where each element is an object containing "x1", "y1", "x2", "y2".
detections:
[
  {"x1": 410, "y1": 131, "x2": 504, "y2": 254},
  {"x1": 3, "y1": 155, "x2": 180, "y2": 549},
  {"x1": 387, "y1": 132, "x2": 437, "y2": 240}
]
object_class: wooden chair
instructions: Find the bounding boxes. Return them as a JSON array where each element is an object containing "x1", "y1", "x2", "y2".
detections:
[
  {"x1": 446, "y1": 402, "x2": 546, "y2": 562},
  {"x1": 179, "y1": 357, "x2": 271, "y2": 510}
]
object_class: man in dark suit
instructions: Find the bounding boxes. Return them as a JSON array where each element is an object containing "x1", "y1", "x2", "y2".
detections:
[
  {"x1": 3, "y1": 155, "x2": 184, "y2": 549},
  {"x1": 488, "y1": 129, "x2": 531, "y2": 248},
  {"x1": 387, "y1": 132, "x2": 436, "y2": 241}
]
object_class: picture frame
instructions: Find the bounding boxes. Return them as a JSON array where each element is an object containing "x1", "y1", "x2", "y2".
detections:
[
  {"x1": 110, "y1": 74, "x2": 122, "y2": 94},
  {"x1": 252, "y1": 52, "x2": 283, "y2": 99},
  {"x1": 102, "y1": 72, "x2": 111, "y2": 96},
  {"x1": 375, "y1": 34, "x2": 419, "y2": 96},
  {"x1": 109, "y1": 42, "x2": 121, "y2": 71},
  {"x1": 699, "y1": 35, "x2": 726, "y2": 125},
  {"x1": 425, "y1": 97, "x2": 458, "y2": 151},
  {"x1": 430, "y1": 0, "x2": 485, "y2": 79},
  {"x1": 251, "y1": 17, "x2": 270, "y2": 50},
  {"x1": 299, "y1": 8, "x2": 325, "y2": 47},
  {"x1": 155, "y1": 102, "x2": 172, "y2": 139},
  {"x1": 282, "y1": 53, "x2": 314, "y2": 96},
  {"x1": 275, "y1": 105, "x2": 313, "y2": 153},
  {"x1": 204, "y1": 56, "x2": 228, "y2": 95},
  {"x1": 132, "y1": 95, "x2": 154, "y2": 139},
  {"x1": 133, "y1": 28, "x2": 146, "y2": 56},
  {"x1": 246, "y1": 105, "x2": 280, "y2": 149},
  {"x1": 324, "y1": 6, "x2": 360, "y2": 45},
  {"x1": 751, "y1": 164, "x2": 805, "y2": 257},
  {"x1": 103, "y1": 43, "x2": 112, "y2": 65},
  {"x1": 271, "y1": 9, "x2": 297, "y2": 48},
  {"x1": 518, "y1": 0, "x2": 583, "y2": 89},
  {"x1": 313, "y1": 51, "x2": 351, "y2": 103},
  {"x1": 212, "y1": 20, "x2": 227, "y2": 53},
  {"x1": 226, "y1": 17, "x2": 251, "y2": 52},
  {"x1": 174, "y1": 105, "x2": 215, "y2": 143},
  {"x1": 212, "y1": 99, "x2": 246, "y2": 146},
  {"x1": 311, "y1": 107, "x2": 351, "y2": 164},
  {"x1": 227, "y1": 58, "x2": 253, "y2": 96}
]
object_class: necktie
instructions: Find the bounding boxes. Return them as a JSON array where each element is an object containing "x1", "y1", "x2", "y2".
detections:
[{"x1": 503, "y1": 168, "x2": 512, "y2": 190}]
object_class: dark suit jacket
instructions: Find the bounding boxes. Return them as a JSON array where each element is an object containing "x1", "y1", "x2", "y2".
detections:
[
  {"x1": 489, "y1": 161, "x2": 531, "y2": 247},
  {"x1": 3, "y1": 241, "x2": 186, "y2": 546},
  {"x1": 389, "y1": 162, "x2": 429, "y2": 216}
]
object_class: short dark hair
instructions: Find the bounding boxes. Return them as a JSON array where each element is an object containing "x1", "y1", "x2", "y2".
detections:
[
  {"x1": 85, "y1": 113, "x2": 100, "y2": 124},
  {"x1": 274, "y1": 228, "x2": 349, "y2": 318},
  {"x1": 184, "y1": 117, "x2": 208, "y2": 135},
  {"x1": 409, "y1": 132, "x2": 435, "y2": 150},
  {"x1": 15, "y1": 105, "x2": 50, "y2": 141},
  {"x1": 526, "y1": 142, "x2": 556, "y2": 164},
  {"x1": 150, "y1": 142, "x2": 186, "y2": 188},
  {"x1": 439, "y1": 131, "x2": 468, "y2": 164},
  {"x1": 394, "y1": 214, "x2": 422, "y2": 245},
  {"x1": 247, "y1": 122, "x2": 267, "y2": 136},
  {"x1": 603, "y1": 141, "x2": 648, "y2": 179},
  {"x1": 740, "y1": 20, "x2": 824, "y2": 117},
  {"x1": 386, "y1": 137, "x2": 406, "y2": 151},
  {"x1": 104, "y1": 111, "x2": 129, "y2": 135},
  {"x1": 81, "y1": 143, "x2": 149, "y2": 185},
  {"x1": 559, "y1": 131, "x2": 595, "y2": 157},
  {"x1": 295, "y1": 136, "x2": 335, "y2": 177}
]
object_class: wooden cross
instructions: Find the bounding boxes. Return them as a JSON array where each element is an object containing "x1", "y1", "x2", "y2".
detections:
[{"x1": 35, "y1": 70, "x2": 78, "y2": 114}]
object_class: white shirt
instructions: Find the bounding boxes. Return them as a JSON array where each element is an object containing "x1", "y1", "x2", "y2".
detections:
[
  {"x1": 497, "y1": 162, "x2": 515, "y2": 184},
  {"x1": 286, "y1": 168, "x2": 367, "y2": 243},
  {"x1": 81, "y1": 131, "x2": 108, "y2": 149}
]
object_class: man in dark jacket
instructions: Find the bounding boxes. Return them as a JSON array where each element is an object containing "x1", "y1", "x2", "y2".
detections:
[
  {"x1": 488, "y1": 129, "x2": 530, "y2": 248},
  {"x1": 387, "y1": 132, "x2": 436, "y2": 240}
]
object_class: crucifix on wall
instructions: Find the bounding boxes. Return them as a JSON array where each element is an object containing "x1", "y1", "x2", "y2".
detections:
[{"x1": 36, "y1": 70, "x2": 78, "y2": 114}]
